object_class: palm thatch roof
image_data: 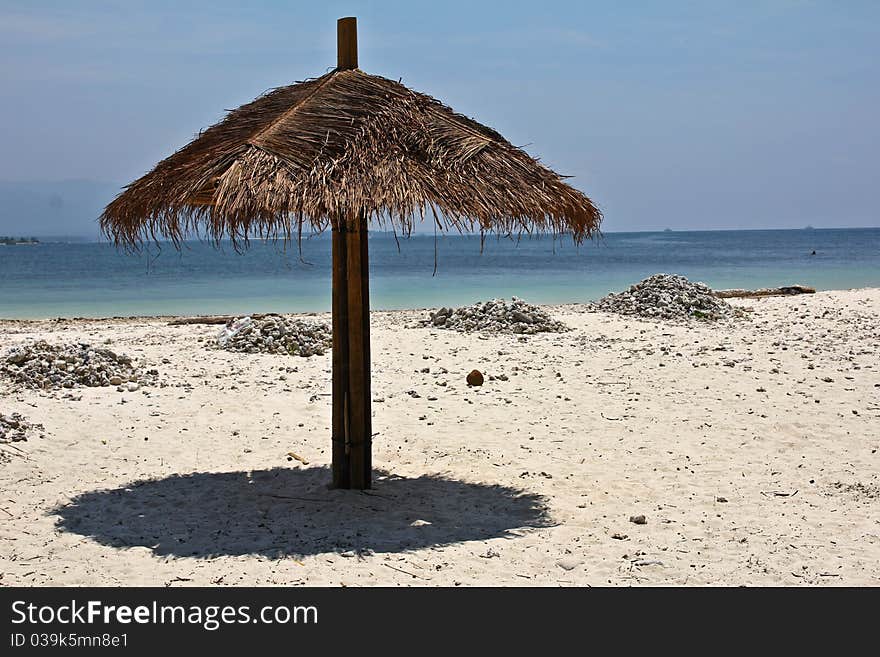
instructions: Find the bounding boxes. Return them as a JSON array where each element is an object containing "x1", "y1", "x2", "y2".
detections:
[{"x1": 101, "y1": 68, "x2": 601, "y2": 247}]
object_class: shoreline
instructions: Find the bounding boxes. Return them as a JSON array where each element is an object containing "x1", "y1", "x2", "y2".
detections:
[
  {"x1": 4, "y1": 228, "x2": 880, "y2": 322},
  {"x1": 1, "y1": 285, "x2": 877, "y2": 323},
  {"x1": 1, "y1": 287, "x2": 878, "y2": 586}
]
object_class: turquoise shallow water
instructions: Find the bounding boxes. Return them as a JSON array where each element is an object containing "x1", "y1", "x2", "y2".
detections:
[{"x1": 0, "y1": 228, "x2": 878, "y2": 319}]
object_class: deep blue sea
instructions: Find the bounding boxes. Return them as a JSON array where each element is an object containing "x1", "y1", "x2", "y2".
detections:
[{"x1": 1, "y1": 228, "x2": 878, "y2": 318}]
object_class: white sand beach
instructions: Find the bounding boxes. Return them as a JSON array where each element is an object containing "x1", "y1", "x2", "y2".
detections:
[{"x1": 1, "y1": 289, "x2": 878, "y2": 586}]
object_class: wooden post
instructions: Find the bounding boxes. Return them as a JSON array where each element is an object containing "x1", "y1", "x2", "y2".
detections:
[
  {"x1": 337, "y1": 17, "x2": 358, "y2": 70},
  {"x1": 331, "y1": 213, "x2": 372, "y2": 489},
  {"x1": 331, "y1": 227, "x2": 350, "y2": 489},
  {"x1": 331, "y1": 18, "x2": 371, "y2": 489},
  {"x1": 345, "y1": 212, "x2": 371, "y2": 489}
]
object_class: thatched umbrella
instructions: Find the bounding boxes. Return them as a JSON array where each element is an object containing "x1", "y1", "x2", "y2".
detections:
[{"x1": 101, "y1": 17, "x2": 602, "y2": 489}]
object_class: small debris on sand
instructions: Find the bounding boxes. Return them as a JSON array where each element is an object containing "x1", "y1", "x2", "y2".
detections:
[
  {"x1": 594, "y1": 274, "x2": 741, "y2": 321},
  {"x1": 466, "y1": 369, "x2": 484, "y2": 386},
  {"x1": 1, "y1": 341, "x2": 154, "y2": 390},
  {"x1": 828, "y1": 481, "x2": 879, "y2": 500},
  {"x1": 421, "y1": 297, "x2": 569, "y2": 334},
  {"x1": 0, "y1": 412, "x2": 43, "y2": 444},
  {"x1": 216, "y1": 315, "x2": 331, "y2": 356}
]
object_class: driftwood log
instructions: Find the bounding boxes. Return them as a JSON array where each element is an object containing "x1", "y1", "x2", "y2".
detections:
[
  {"x1": 167, "y1": 313, "x2": 273, "y2": 326},
  {"x1": 714, "y1": 285, "x2": 815, "y2": 299}
]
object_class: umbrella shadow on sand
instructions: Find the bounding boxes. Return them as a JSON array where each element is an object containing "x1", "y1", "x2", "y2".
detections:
[{"x1": 52, "y1": 467, "x2": 553, "y2": 558}]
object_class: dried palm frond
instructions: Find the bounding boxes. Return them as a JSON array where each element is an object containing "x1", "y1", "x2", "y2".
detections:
[{"x1": 101, "y1": 68, "x2": 601, "y2": 248}]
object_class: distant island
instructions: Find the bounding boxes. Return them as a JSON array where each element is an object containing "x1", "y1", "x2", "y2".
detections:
[{"x1": 0, "y1": 236, "x2": 40, "y2": 245}]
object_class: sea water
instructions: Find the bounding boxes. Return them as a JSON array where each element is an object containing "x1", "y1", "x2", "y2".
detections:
[{"x1": 1, "y1": 228, "x2": 878, "y2": 319}]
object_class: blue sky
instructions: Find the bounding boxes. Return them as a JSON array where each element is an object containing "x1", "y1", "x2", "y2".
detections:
[{"x1": 1, "y1": 0, "x2": 878, "y2": 236}]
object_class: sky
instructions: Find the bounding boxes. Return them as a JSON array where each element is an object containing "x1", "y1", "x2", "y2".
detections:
[{"x1": 0, "y1": 0, "x2": 878, "y2": 237}]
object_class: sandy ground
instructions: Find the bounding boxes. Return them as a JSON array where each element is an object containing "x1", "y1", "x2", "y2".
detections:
[{"x1": 0, "y1": 289, "x2": 878, "y2": 586}]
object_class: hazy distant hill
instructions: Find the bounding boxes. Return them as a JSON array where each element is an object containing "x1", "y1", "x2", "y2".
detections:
[{"x1": 0, "y1": 180, "x2": 121, "y2": 240}]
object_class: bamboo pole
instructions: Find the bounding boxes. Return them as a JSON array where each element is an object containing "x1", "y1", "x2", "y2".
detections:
[
  {"x1": 337, "y1": 17, "x2": 358, "y2": 70},
  {"x1": 330, "y1": 18, "x2": 371, "y2": 489},
  {"x1": 345, "y1": 212, "x2": 371, "y2": 489},
  {"x1": 331, "y1": 227, "x2": 350, "y2": 489},
  {"x1": 360, "y1": 218, "x2": 372, "y2": 483}
]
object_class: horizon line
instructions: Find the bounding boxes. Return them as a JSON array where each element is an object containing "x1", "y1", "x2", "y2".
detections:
[{"x1": 7, "y1": 224, "x2": 879, "y2": 243}]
